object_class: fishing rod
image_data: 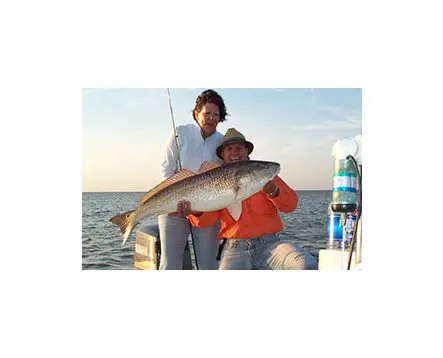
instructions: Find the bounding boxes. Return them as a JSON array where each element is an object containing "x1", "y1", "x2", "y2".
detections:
[
  {"x1": 167, "y1": 88, "x2": 182, "y2": 171},
  {"x1": 166, "y1": 88, "x2": 199, "y2": 270}
]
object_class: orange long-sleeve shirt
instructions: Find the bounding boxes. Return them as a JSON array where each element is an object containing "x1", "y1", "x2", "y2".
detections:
[{"x1": 188, "y1": 176, "x2": 298, "y2": 239}]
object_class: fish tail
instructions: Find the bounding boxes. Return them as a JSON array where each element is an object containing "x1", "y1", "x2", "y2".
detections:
[{"x1": 110, "y1": 210, "x2": 135, "y2": 246}]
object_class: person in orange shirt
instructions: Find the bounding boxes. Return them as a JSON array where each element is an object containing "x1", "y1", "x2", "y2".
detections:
[{"x1": 174, "y1": 128, "x2": 318, "y2": 270}]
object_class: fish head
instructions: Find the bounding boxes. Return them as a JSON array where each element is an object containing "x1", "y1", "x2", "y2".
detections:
[{"x1": 233, "y1": 160, "x2": 281, "y2": 198}]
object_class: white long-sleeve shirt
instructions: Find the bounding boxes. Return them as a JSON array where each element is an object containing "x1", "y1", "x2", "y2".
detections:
[{"x1": 160, "y1": 124, "x2": 224, "y2": 180}]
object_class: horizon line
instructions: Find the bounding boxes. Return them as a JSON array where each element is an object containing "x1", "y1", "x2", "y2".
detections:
[{"x1": 82, "y1": 189, "x2": 333, "y2": 193}]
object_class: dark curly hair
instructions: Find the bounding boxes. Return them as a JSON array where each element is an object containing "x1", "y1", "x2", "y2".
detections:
[{"x1": 192, "y1": 89, "x2": 229, "y2": 123}]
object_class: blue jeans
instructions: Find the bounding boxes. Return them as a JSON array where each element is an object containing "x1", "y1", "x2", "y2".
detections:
[
  {"x1": 158, "y1": 215, "x2": 220, "y2": 270},
  {"x1": 219, "y1": 234, "x2": 318, "y2": 270}
]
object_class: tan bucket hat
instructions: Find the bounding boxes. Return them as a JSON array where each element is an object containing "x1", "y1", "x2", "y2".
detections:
[{"x1": 216, "y1": 128, "x2": 254, "y2": 159}]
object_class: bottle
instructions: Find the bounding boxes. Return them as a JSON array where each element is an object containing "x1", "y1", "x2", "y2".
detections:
[
  {"x1": 331, "y1": 158, "x2": 358, "y2": 213},
  {"x1": 327, "y1": 205, "x2": 356, "y2": 250}
]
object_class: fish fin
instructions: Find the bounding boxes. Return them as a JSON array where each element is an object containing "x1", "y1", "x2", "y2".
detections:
[
  {"x1": 197, "y1": 161, "x2": 220, "y2": 173},
  {"x1": 139, "y1": 169, "x2": 196, "y2": 205},
  {"x1": 227, "y1": 202, "x2": 242, "y2": 221},
  {"x1": 110, "y1": 210, "x2": 135, "y2": 246}
]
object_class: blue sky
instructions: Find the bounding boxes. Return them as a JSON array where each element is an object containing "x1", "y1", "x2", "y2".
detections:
[{"x1": 82, "y1": 88, "x2": 362, "y2": 192}]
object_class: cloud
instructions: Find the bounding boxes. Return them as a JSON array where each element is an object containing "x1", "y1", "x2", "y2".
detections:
[
  {"x1": 318, "y1": 104, "x2": 345, "y2": 117},
  {"x1": 291, "y1": 116, "x2": 361, "y2": 132},
  {"x1": 270, "y1": 88, "x2": 285, "y2": 92}
]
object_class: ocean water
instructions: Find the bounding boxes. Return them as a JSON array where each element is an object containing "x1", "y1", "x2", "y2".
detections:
[{"x1": 82, "y1": 191, "x2": 332, "y2": 270}]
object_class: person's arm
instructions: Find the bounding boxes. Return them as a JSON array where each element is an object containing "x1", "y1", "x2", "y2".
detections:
[
  {"x1": 188, "y1": 211, "x2": 219, "y2": 228},
  {"x1": 160, "y1": 129, "x2": 180, "y2": 180},
  {"x1": 262, "y1": 176, "x2": 298, "y2": 213}
]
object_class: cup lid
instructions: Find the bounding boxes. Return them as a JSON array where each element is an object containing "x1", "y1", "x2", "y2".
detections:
[{"x1": 332, "y1": 138, "x2": 358, "y2": 159}]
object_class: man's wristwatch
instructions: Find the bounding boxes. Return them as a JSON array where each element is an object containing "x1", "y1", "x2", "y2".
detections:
[{"x1": 267, "y1": 186, "x2": 279, "y2": 197}]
